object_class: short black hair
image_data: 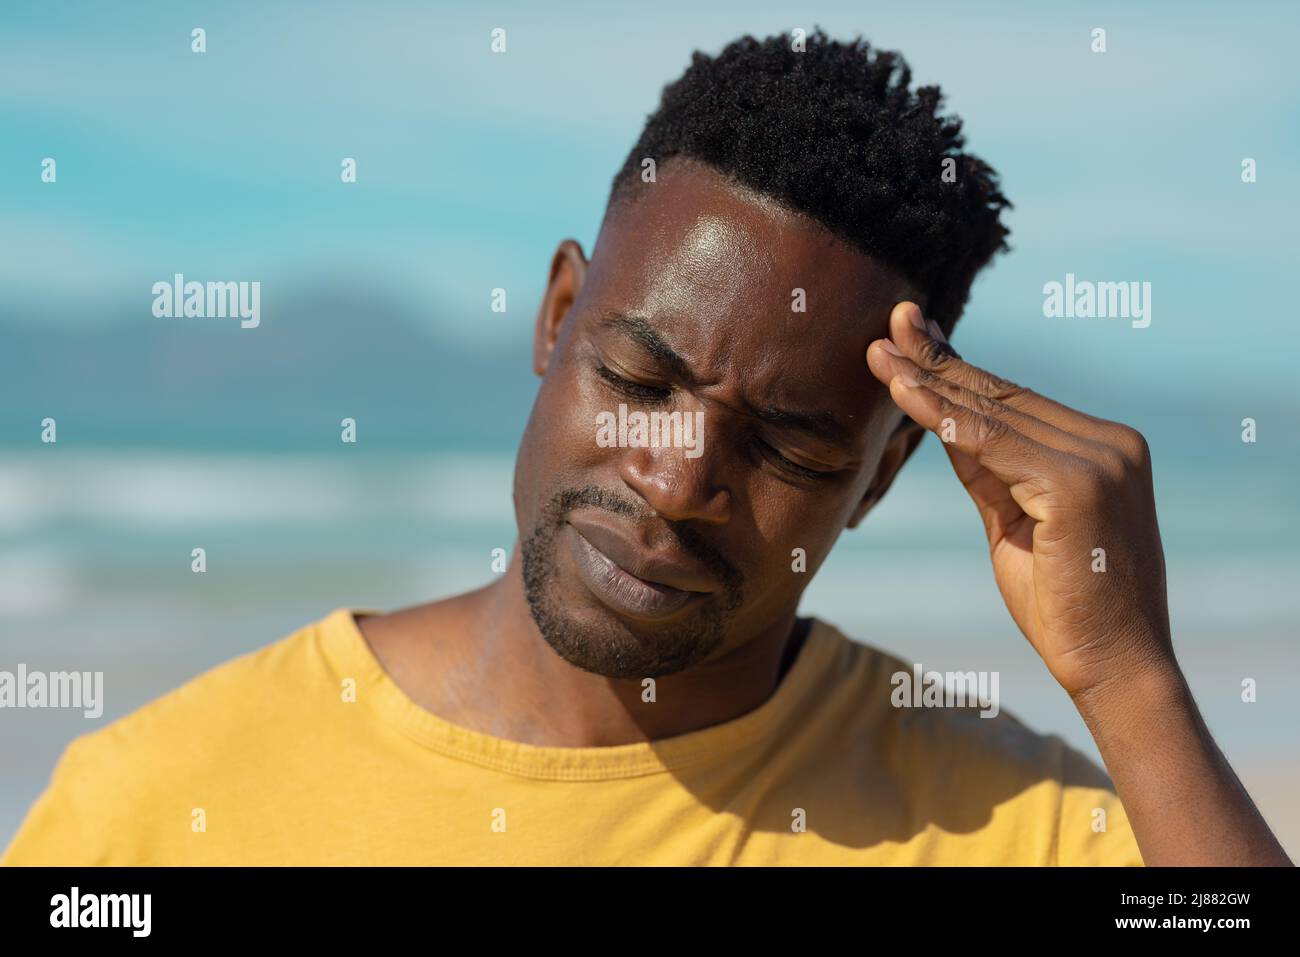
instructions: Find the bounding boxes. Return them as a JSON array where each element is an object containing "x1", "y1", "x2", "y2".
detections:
[{"x1": 607, "y1": 29, "x2": 1012, "y2": 333}]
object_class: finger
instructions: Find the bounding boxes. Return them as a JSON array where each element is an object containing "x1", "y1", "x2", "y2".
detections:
[
  {"x1": 868, "y1": 331, "x2": 1032, "y2": 535},
  {"x1": 885, "y1": 371, "x2": 1067, "y2": 492},
  {"x1": 941, "y1": 440, "x2": 1032, "y2": 547},
  {"x1": 867, "y1": 338, "x2": 1103, "y2": 461},
  {"x1": 887, "y1": 301, "x2": 1125, "y2": 444}
]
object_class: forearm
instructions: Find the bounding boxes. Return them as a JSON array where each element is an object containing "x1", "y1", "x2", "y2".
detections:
[{"x1": 1073, "y1": 656, "x2": 1293, "y2": 867}]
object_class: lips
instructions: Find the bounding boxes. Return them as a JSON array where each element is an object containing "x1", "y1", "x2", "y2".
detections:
[
  {"x1": 565, "y1": 515, "x2": 716, "y2": 622},
  {"x1": 567, "y1": 515, "x2": 716, "y2": 594}
]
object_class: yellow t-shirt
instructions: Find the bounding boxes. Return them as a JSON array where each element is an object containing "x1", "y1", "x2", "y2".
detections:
[{"x1": 2, "y1": 608, "x2": 1143, "y2": 866}]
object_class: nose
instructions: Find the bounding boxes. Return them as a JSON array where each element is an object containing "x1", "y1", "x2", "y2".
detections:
[{"x1": 619, "y1": 442, "x2": 731, "y2": 525}]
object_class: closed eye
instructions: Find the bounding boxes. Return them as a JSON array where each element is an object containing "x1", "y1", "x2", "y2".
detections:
[
  {"x1": 754, "y1": 437, "x2": 836, "y2": 482},
  {"x1": 595, "y1": 360, "x2": 837, "y2": 482},
  {"x1": 594, "y1": 363, "x2": 672, "y2": 402}
]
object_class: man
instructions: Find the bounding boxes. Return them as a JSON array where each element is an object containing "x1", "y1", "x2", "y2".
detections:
[{"x1": 4, "y1": 30, "x2": 1289, "y2": 866}]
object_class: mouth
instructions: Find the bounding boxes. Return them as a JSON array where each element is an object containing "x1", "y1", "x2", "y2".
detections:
[{"x1": 564, "y1": 518, "x2": 714, "y2": 622}]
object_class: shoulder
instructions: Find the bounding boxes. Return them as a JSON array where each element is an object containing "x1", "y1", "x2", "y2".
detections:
[
  {"x1": 806, "y1": 617, "x2": 1143, "y2": 864},
  {"x1": 77, "y1": 610, "x2": 345, "y2": 764},
  {"x1": 808, "y1": 616, "x2": 1074, "y2": 773},
  {"x1": 2, "y1": 610, "x2": 356, "y2": 865}
]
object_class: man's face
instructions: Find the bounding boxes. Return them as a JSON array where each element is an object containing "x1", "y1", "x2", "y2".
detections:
[{"x1": 515, "y1": 160, "x2": 923, "y2": 679}]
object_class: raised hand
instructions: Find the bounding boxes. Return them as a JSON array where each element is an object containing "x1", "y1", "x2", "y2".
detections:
[{"x1": 865, "y1": 301, "x2": 1174, "y2": 702}]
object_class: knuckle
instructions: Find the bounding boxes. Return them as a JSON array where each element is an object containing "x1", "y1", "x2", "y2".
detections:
[
  {"x1": 916, "y1": 336, "x2": 959, "y2": 369},
  {"x1": 982, "y1": 374, "x2": 1023, "y2": 403},
  {"x1": 913, "y1": 367, "x2": 945, "y2": 389},
  {"x1": 933, "y1": 391, "x2": 961, "y2": 419},
  {"x1": 970, "y1": 391, "x2": 1007, "y2": 418},
  {"x1": 973, "y1": 412, "x2": 1009, "y2": 447},
  {"x1": 1095, "y1": 448, "x2": 1130, "y2": 484},
  {"x1": 1112, "y1": 425, "x2": 1151, "y2": 467}
]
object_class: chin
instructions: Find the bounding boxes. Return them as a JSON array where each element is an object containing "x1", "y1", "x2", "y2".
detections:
[
  {"x1": 523, "y1": 574, "x2": 727, "y2": 680},
  {"x1": 518, "y1": 486, "x2": 741, "y2": 678}
]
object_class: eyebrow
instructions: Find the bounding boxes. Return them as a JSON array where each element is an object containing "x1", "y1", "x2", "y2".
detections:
[
  {"x1": 602, "y1": 312, "x2": 695, "y2": 382},
  {"x1": 599, "y1": 311, "x2": 855, "y2": 449}
]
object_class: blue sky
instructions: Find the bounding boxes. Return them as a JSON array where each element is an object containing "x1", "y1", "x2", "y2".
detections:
[{"x1": 2, "y1": 0, "x2": 1298, "y2": 447}]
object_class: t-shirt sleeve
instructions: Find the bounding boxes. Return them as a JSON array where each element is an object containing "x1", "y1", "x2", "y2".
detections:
[
  {"x1": 1054, "y1": 742, "x2": 1144, "y2": 866},
  {"x1": 1, "y1": 736, "x2": 106, "y2": 866}
]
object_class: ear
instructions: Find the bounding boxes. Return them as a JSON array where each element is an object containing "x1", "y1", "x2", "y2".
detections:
[
  {"x1": 847, "y1": 415, "x2": 927, "y2": 530},
  {"x1": 533, "y1": 239, "x2": 589, "y2": 377}
]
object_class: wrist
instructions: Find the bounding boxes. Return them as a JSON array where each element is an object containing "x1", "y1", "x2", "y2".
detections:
[{"x1": 1069, "y1": 652, "x2": 1189, "y2": 740}]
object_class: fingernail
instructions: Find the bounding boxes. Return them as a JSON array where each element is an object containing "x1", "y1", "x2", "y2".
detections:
[
  {"x1": 879, "y1": 339, "x2": 904, "y2": 357},
  {"x1": 894, "y1": 373, "x2": 920, "y2": 389},
  {"x1": 926, "y1": 319, "x2": 947, "y2": 343},
  {"x1": 907, "y1": 306, "x2": 927, "y2": 332}
]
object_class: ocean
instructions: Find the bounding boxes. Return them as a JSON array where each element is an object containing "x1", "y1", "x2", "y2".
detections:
[{"x1": 3, "y1": 442, "x2": 1297, "y2": 854}]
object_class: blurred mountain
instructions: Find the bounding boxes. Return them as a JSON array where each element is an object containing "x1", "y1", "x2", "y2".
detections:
[
  {"x1": 0, "y1": 284, "x2": 537, "y2": 451},
  {"x1": 3, "y1": 282, "x2": 1296, "y2": 466}
]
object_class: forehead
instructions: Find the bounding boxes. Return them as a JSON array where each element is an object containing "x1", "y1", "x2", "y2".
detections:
[
  {"x1": 580, "y1": 161, "x2": 919, "y2": 445},
  {"x1": 596, "y1": 160, "x2": 912, "y2": 303}
]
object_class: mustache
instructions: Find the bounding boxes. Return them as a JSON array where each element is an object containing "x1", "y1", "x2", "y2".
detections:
[{"x1": 550, "y1": 486, "x2": 744, "y2": 606}]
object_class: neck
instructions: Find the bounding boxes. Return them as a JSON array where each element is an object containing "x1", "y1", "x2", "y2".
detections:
[{"x1": 375, "y1": 545, "x2": 807, "y2": 748}]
